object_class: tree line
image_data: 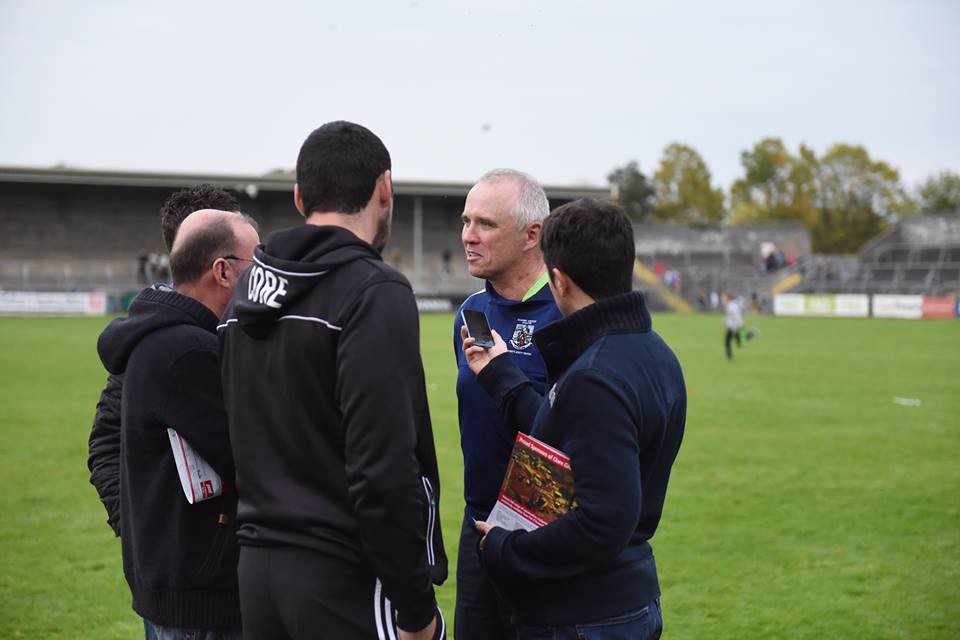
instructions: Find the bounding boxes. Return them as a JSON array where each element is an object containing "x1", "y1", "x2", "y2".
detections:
[{"x1": 608, "y1": 139, "x2": 960, "y2": 253}]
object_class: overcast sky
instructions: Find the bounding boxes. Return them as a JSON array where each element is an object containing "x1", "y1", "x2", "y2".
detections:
[{"x1": 1, "y1": 0, "x2": 957, "y2": 191}]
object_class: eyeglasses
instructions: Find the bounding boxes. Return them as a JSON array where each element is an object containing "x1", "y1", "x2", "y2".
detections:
[{"x1": 222, "y1": 255, "x2": 253, "y2": 264}]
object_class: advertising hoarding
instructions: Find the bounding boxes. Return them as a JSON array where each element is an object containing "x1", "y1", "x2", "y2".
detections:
[{"x1": 0, "y1": 291, "x2": 107, "y2": 316}]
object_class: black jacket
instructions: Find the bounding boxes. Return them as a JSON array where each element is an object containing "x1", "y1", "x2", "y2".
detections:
[
  {"x1": 477, "y1": 292, "x2": 686, "y2": 627},
  {"x1": 98, "y1": 284, "x2": 241, "y2": 630},
  {"x1": 88, "y1": 372, "x2": 123, "y2": 536},
  {"x1": 219, "y1": 224, "x2": 447, "y2": 632}
]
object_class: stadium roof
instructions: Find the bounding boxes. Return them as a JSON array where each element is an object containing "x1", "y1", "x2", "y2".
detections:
[{"x1": 0, "y1": 165, "x2": 611, "y2": 201}]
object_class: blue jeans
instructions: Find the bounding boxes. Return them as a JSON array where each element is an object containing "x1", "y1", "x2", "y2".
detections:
[
  {"x1": 145, "y1": 621, "x2": 242, "y2": 640},
  {"x1": 517, "y1": 599, "x2": 662, "y2": 640}
]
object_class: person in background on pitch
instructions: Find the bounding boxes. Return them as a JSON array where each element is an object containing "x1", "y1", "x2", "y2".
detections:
[
  {"x1": 463, "y1": 198, "x2": 686, "y2": 640},
  {"x1": 722, "y1": 292, "x2": 757, "y2": 361},
  {"x1": 97, "y1": 209, "x2": 259, "y2": 640},
  {"x1": 453, "y1": 168, "x2": 562, "y2": 640}
]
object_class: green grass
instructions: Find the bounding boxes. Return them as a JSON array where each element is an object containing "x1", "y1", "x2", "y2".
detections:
[{"x1": 1, "y1": 313, "x2": 958, "y2": 639}]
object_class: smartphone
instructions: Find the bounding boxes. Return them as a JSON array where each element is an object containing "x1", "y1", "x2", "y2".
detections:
[{"x1": 461, "y1": 309, "x2": 495, "y2": 349}]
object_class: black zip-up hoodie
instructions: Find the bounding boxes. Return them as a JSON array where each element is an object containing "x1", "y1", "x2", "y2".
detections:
[
  {"x1": 218, "y1": 224, "x2": 447, "y2": 632},
  {"x1": 97, "y1": 284, "x2": 241, "y2": 630}
]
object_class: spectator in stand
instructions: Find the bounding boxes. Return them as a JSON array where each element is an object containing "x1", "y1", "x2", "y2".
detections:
[
  {"x1": 663, "y1": 269, "x2": 676, "y2": 290},
  {"x1": 155, "y1": 254, "x2": 171, "y2": 283},
  {"x1": 137, "y1": 251, "x2": 149, "y2": 285},
  {"x1": 760, "y1": 241, "x2": 775, "y2": 273},
  {"x1": 696, "y1": 290, "x2": 708, "y2": 310}
]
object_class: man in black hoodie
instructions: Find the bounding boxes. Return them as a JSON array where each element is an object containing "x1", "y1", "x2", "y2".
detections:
[
  {"x1": 219, "y1": 121, "x2": 447, "y2": 640},
  {"x1": 98, "y1": 209, "x2": 259, "y2": 639},
  {"x1": 88, "y1": 184, "x2": 242, "y2": 540}
]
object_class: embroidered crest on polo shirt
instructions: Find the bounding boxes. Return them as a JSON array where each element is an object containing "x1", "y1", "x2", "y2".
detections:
[{"x1": 510, "y1": 319, "x2": 536, "y2": 350}]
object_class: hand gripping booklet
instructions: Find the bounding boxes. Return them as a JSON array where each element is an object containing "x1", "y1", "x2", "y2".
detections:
[
  {"x1": 167, "y1": 428, "x2": 223, "y2": 504},
  {"x1": 487, "y1": 432, "x2": 577, "y2": 531}
]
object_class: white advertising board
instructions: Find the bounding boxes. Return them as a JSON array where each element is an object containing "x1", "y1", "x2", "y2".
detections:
[
  {"x1": 773, "y1": 294, "x2": 806, "y2": 316},
  {"x1": 415, "y1": 297, "x2": 454, "y2": 313},
  {"x1": 774, "y1": 294, "x2": 869, "y2": 318},
  {"x1": 0, "y1": 291, "x2": 107, "y2": 316},
  {"x1": 833, "y1": 294, "x2": 870, "y2": 317},
  {"x1": 872, "y1": 295, "x2": 923, "y2": 319}
]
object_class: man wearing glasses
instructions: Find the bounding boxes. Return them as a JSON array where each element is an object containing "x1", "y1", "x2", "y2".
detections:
[
  {"x1": 97, "y1": 209, "x2": 259, "y2": 640},
  {"x1": 88, "y1": 184, "x2": 246, "y2": 541}
]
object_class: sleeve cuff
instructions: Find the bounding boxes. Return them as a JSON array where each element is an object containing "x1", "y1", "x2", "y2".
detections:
[
  {"x1": 476, "y1": 354, "x2": 529, "y2": 407},
  {"x1": 478, "y1": 525, "x2": 521, "y2": 579},
  {"x1": 396, "y1": 594, "x2": 437, "y2": 632}
]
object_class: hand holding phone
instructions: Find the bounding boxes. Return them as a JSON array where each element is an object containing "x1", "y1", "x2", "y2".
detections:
[{"x1": 461, "y1": 310, "x2": 495, "y2": 349}]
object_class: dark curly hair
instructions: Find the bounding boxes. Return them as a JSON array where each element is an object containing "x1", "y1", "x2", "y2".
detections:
[{"x1": 159, "y1": 184, "x2": 241, "y2": 251}]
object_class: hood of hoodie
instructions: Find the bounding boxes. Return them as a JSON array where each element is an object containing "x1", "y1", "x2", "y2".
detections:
[
  {"x1": 233, "y1": 224, "x2": 382, "y2": 338},
  {"x1": 97, "y1": 283, "x2": 220, "y2": 375}
]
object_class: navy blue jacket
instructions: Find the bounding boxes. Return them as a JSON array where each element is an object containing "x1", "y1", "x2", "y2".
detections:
[
  {"x1": 476, "y1": 291, "x2": 686, "y2": 627},
  {"x1": 455, "y1": 280, "x2": 562, "y2": 521}
]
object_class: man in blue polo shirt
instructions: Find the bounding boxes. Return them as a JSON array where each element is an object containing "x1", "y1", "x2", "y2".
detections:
[{"x1": 453, "y1": 169, "x2": 561, "y2": 640}]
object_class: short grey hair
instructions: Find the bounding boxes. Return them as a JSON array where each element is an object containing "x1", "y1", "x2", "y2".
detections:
[{"x1": 477, "y1": 168, "x2": 550, "y2": 230}]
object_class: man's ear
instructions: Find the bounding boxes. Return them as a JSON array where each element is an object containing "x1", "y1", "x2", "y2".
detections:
[
  {"x1": 293, "y1": 183, "x2": 306, "y2": 216},
  {"x1": 212, "y1": 257, "x2": 232, "y2": 289},
  {"x1": 523, "y1": 221, "x2": 542, "y2": 251},
  {"x1": 376, "y1": 170, "x2": 393, "y2": 206},
  {"x1": 550, "y1": 267, "x2": 569, "y2": 298}
]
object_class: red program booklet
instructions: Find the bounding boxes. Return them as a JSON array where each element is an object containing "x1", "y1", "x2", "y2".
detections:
[{"x1": 487, "y1": 432, "x2": 576, "y2": 531}]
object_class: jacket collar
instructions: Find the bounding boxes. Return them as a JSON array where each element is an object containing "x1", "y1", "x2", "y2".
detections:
[
  {"x1": 484, "y1": 277, "x2": 554, "y2": 307},
  {"x1": 533, "y1": 291, "x2": 652, "y2": 381},
  {"x1": 140, "y1": 284, "x2": 220, "y2": 333}
]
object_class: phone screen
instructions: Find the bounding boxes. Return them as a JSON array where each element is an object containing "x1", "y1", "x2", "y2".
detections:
[{"x1": 461, "y1": 310, "x2": 495, "y2": 348}]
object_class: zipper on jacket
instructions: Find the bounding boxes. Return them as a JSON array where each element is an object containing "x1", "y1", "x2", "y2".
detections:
[{"x1": 420, "y1": 476, "x2": 437, "y2": 567}]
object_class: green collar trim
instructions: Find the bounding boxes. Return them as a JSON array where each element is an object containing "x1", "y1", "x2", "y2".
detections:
[{"x1": 521, "y1": 271, "x2": 550, "y2": 302}]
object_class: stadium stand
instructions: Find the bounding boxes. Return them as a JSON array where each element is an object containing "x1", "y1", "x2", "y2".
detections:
[
  {"x1": 0, "y1": 166, "x2": 608, "y2": 300},
  {"x1": 632, "y1": 221, "x2": 812, "y2": 311},
  {"x1": 14, "y1": 167, "x2": 953, "y2": 310},
  {"x1": 795, "y1": 215, "x2": 960, "y2": 295}
]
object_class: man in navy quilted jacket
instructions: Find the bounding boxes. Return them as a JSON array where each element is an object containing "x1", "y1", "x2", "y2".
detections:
[{"x1": 464, "y1": 198, "x2": 686, "y2": 640}]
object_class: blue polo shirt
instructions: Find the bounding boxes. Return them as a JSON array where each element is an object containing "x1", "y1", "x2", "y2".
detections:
[{"x1": 454, "y1": 277, "x2": 562, "y2": 521}]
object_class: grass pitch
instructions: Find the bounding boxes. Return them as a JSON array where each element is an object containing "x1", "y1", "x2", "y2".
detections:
[{"x1": 0, "y1": 312, "x2": 957, "y2": 639}]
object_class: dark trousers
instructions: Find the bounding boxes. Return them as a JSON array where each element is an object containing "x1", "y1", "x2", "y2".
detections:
[
  {"x1": 724, "y1": 328, "x2": 742, "y2": 360},
  {"x1": 239, "y1": 545, "x2": 445, "y2": 640},
  {"x1": 454, "y1": 515, "x2": 515, "y2": 640}
]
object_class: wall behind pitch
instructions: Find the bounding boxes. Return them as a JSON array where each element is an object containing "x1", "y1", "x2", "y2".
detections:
[
  {"x1": 775, "y1": 294, "x2": 957, "y2": 319},
  {"x1": 773, "y1": 294, "x2": 869, "y2": 317}
]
